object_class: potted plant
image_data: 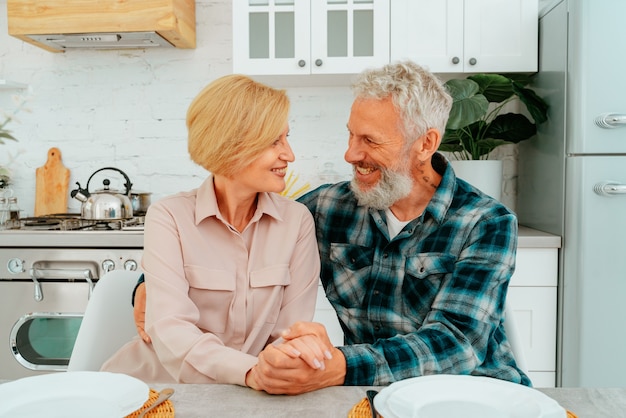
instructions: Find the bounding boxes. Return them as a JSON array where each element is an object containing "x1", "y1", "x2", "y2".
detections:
[
  {"x1": 439, "y1": 73, "x2": 548, "y2": 200},
  {"x1": 0, "y1": 98, "x2": 26, "y2": 190}
]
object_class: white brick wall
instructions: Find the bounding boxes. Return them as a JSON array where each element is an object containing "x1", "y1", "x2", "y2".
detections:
[{"x1": 0, "y1": 0, "x2": 516, "y2": 217}]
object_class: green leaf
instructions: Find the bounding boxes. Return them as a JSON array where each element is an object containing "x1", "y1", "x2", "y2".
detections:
[
  {"x1": 0, "y1": 131, "x2": 17, "y2": 142},
  {"x1": 444, "y1": 79, "x2": 489, "y2": 130},
  {"x1": 485, "y1": 113, "x2": 537, "y2": 142},
  {"x1": 440, "y1": 129, "x2": 463, "y2": 152},
  {"x1": 501, "y1": 73, "x2": 534, "y2": 86},
  {"x1": 512, "y1": 81, "x2": 549, "y2": 124},
  {"x1": 468, "y1": 74, "x2": 514, "y2": 103}
]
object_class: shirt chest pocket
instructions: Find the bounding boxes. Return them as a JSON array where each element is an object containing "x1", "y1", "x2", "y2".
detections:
[
  {"x1": 328, "y1": 244, "x2": 374, "y2": 308},
  {"x1": 402, "y1": 254, "x2": 456, "y2": 317},
  {"x1": 185, "y1": 266, "x2": 235, "y2": 334},
  {"x1": 250, "y1": 264, "x2": 291, "y2": 325}
]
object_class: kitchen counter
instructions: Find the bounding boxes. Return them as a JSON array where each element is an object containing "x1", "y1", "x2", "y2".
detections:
[
  {"x1": 518, "y1": 225, "x2": 561, "y2": 248},
  {"x1": 0, "y1": 224, "x2": 559, "y2": 250}
]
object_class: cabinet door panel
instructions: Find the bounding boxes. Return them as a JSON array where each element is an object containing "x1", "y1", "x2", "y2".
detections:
[
  {"x1": 233, "y1": 0, "x2": 310, "y2": 74},
  {"x1": 311, "y1": 0, "x2": 389, "y2": 74},
  {"x1": 391, "y1": 0, "x2": 537, "y2": 73},
  {"x1": 391, "y1": 0, "x2": 463, "y2": 72},
  {"x1": 507, "y1": 287, "x2": 557, "y2": 373},
  {"x1": 527, "y1": 372, "x2": 556, "y2": 388},
  {"x1": 464, "y1": 0, "x2": 538, "y2": 72},
  {"x1": 511, "y1": 248, "x2": 558, "y2": 287}
]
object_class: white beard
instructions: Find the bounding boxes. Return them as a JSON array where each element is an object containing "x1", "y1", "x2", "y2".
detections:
[{"x1": 349, "y1": 165, "x2": 413, "y2": 210}]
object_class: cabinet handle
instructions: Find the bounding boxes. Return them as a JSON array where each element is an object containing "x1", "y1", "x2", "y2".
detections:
[
  {"x1": 451, "y1": 56, "x2": 460, "y2": 64},
  {"x1": 298, "y1": 59, "x2": 306, "y2": 68},
  {"x1": 593, "y1": 182, "x2": 626, "y2": 196},
  {"x1": 594, "y1": 113, "x2": 626, "y2": 129},
  {"x1": 315, "y1": 59, "x2": 323, "y2": 67},
  {"x1": 469, "y1": 58, "x2": 477, "y2": 66}
]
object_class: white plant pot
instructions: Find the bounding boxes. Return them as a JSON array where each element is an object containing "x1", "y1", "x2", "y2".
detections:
[{"x1": 450, "y1": 160, "x2": 503, "y2": 201}]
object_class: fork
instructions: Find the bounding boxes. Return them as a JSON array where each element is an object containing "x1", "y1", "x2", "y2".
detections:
[{"x1": 138, "y1": 388, "x2": 175, "y2": 418}]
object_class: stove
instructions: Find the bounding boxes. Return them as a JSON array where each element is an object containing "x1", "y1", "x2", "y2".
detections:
[
  {"x1": 1, "y1": 214, "x2": 144, "y2": 248},
  {"x1": 0, "y1": 214, "x2": 144, "y2": 379}
]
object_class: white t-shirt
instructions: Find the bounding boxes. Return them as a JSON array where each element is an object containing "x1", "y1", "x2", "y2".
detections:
[{"x1": 385, "y1": 208, "x2": 411, "y2": 238}]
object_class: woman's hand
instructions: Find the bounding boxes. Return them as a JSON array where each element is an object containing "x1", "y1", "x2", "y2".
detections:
[
  {"x1": 133, "y1": 282, "x2": 151, "y2": 344},
  {"x1": 272, "y1": 322, "x2": 333, "y2": 370}
]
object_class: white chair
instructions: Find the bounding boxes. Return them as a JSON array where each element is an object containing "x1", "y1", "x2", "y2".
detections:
[
  {"x1": 67, "y1": 269, "x2": 141, "y2": 371},
  {"x1": 503, "y1": 300, "x2": 529, "y2": 375}
]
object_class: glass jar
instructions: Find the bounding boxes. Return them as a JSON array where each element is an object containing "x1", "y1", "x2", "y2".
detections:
[
  {"x1": 6, "y1": 197, "x2": 20, "y2": 229},
  {"x1": 0, "y1": 197, "x2": 7, "y2": 229}
]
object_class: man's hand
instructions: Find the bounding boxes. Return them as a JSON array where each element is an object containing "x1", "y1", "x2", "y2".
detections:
[
  {"x1": 253, "y1": 322, "x2": 347, "y2": 394},
  {"x1": 133, "y1": 282, "x2": 151, "y2": 344}
]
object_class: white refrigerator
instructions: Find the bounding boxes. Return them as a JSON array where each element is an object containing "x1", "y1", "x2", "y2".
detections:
[{"x1": 518, "y1": 0, "x2": 626, "y2": 387}]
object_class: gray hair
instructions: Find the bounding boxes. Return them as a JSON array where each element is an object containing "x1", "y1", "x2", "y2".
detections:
[{"x1": 351, "y1": 61, "x2": 452, "y2": 145}]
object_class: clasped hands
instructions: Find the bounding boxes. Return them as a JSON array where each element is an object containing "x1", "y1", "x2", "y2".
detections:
[
  {"x1": 133, "y1": 283, "x2": 345, "y2": 394},
  {"x1": 246, "y1": 321, "x2": 347, "y2": 394}
]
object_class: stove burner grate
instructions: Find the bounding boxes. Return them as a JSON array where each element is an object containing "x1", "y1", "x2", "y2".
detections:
[{"x1": 15, "y1": 214, "x2": 144, "y2": 231}]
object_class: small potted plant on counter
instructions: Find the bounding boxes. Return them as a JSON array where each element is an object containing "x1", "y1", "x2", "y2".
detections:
[
  {"x1": 0, "y1": 95, "x2": 28, "y2": 191},
  {"x1": 0, "y1": 112, "x2": 18, "y2": 190},
  {"x1": 439, "y1": 73, "x2": 548, "y2": 200}
]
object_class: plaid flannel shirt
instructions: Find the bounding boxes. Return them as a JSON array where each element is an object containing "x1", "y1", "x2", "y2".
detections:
[{"x1": 298, "y1": 153, "x2": 531, "y2": 387}]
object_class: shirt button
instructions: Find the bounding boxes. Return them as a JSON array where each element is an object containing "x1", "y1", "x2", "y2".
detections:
[{"x1": 373, "y1": 290, "x2": 380, "y2": 295}]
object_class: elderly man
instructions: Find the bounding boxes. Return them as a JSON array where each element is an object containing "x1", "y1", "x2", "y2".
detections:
[{"x1": 133, "y1": 61, "x2": 529, "y2": 394}]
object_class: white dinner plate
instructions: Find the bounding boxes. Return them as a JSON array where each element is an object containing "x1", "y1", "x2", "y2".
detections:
[
  {"x1": 374, "y1": 375, "x2": 566, "y2": 418},
  {"x1": 0, "y1": 371, "x2": 149, "y2": 418}
]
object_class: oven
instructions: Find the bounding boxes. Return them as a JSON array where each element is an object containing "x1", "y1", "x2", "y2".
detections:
[{"x1": 0, "y1": 215, "x2": 143, "y2": 379}]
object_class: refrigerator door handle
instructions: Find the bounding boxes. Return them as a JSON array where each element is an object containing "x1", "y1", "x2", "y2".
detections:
[
  {"x1": 593, "y1": 182, "x2": 626, "y2": 196},
  {"x1": 594, "y1": 113, "x2": 626, "y2": 129}
]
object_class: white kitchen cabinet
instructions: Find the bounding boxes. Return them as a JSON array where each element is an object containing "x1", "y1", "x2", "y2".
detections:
[
  {"x1": 232, "y1": 0, "x2": 389, "y2": 75},
  {"x1": 313, "y1": 234, "x2": 559, "y2": 388},
  {"x1": 508, "y1": 247, "x2": 558, "y2": 388},
  {"x1": 390, "y1": 0, "x2": 538, "y2": 73}
]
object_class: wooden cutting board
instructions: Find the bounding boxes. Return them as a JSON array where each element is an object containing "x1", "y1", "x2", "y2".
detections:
[{"x1": 35, "y1": 147, "x2": 71, "y2": 216}]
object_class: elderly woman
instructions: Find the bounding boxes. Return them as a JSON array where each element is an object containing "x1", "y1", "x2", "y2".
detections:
[{"x1": 101, "y1": 75, "x2": 323, "y2": 387}]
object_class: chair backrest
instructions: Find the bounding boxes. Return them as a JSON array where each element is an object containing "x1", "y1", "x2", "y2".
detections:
[
  {"x1": 503, "y1": 300, "x2": 529, "y2": 375},
  {"x1": 67, "y1": 269, "x2": 141, "y2": 371}
]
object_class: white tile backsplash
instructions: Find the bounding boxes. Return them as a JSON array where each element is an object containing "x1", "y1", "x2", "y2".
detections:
[{"x1": 0, "y1": 0, "x2": 517, "y2": 217}]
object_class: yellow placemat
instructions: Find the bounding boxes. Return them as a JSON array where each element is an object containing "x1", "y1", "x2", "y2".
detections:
[
  {"x1": 347, "y1": 397, "x2": 578, "y2": 418},
  {"x1": 126, "y1": 388, "x2": 175, "y2": 418},
  {"x1": 348, "y1": 397, "x2": 371, "y2": 418}
]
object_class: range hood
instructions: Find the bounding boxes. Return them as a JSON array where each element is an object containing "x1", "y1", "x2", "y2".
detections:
[{"x1": 7, "y1": 0, "x2": 196, "y2": 52}]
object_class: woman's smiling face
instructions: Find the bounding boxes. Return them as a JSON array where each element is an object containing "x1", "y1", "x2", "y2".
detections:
[{"x1": 237, "y1": 124, "x2": 294, "y2": 194}]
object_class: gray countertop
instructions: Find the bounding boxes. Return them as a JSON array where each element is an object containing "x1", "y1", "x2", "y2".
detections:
[
  {"x1": 146, "y1": 383, "x2": 623, "y2": 418},
  {"x1": 0, "y1": 225, "x2": 560, "y2": 249},
  {"x1": 519, "y1": 225, "x2": 561, "y2": 248}
]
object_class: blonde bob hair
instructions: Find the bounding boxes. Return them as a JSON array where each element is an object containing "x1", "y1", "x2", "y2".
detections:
[{"x1": 187, "y1": 74, "x2": 290, "y2": 177}]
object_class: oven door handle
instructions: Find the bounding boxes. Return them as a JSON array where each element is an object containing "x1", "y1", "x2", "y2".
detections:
[{"x1": 29, "y1": 268, "x2": 95, "y2": 302}]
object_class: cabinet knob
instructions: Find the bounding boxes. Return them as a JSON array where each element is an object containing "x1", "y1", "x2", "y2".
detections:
[
  {"x1": 469, "y1": 57, "x2": 477, "y2": 66},
  {"x1": 298, "y1": 59, "x2": 306, "y2": 68},
  {"x1": 451, "y1": 56, "x2": 460, "y2": 64},
  {"x1": 315, "y1": 59, "x2": 323, "y2": 67}
]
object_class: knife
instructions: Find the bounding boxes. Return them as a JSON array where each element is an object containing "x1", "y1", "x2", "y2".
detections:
[{"x1": 366, "y1": 390, "x2": 379, "y2": 418}]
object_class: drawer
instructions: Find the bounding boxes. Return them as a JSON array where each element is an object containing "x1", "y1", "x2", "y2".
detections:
[{"x1": 511, "y1": 248, "x2": 558, "y2": 287}]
